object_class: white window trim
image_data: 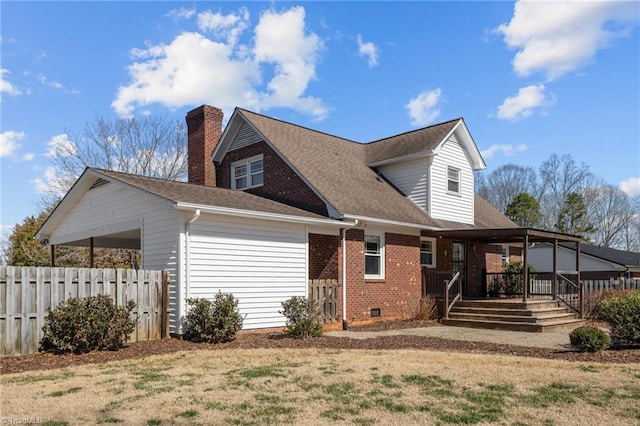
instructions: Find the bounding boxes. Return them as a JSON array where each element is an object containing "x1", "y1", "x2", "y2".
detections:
[
  {"x1": 446, "y1": 165, "x2": 461, "y2": 196},
  {"x1": 501, "y1": 245, "x2": 510, "y2": 265},
  {"x1": 364, "y1": 233, "x2": 385, "y2": 279},
  {"x1": 420, "y1": 237, "x2": 437, "y2": 268},
  {"x1": 231, "y1": 154, "x2": 264, "y2": 190}
]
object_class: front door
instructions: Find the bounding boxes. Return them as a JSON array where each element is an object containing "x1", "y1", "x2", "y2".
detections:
[{"x1": 452, "y1": 242, "x2": 466, "y2": 297}]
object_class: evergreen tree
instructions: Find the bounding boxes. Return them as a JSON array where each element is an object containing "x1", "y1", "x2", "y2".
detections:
[
  {"x1": 505, "y1": 193, "x2": 542, "y2": 228},
  {"x1": 555, "y1": 192, "x2": 596, "y2": 238}
]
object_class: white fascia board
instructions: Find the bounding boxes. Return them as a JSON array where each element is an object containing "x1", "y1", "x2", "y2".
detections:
[
  {"x1": 433, "y1": 120, "x2": 486, "y2": 171},
  {"x1": 367, "y1": 150, "x2": 435, "y2": 168},
  {"x1": 342, "y1": 214, "x2": 442, "y2": 233},
  {"x1": 175, "y1": 202, "x2": 351, "y2": 227},
  {"x1": 211, "y1": 108, "x2": 242, "y2": 163},
  {"x1": 36, "y1": 168, "x2": 97, "y2": 240}
]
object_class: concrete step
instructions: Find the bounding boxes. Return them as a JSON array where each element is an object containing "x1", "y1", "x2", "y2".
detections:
[
  {"x1": 448, "y1": 312, "x2": 578, "y2": 324},
  {"x1": 441, "y1": 318, "x2": 585, "y2": 333}
]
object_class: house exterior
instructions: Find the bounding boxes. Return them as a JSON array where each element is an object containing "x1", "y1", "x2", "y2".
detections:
[
  {"x1": 528, "y1": 242, "x2": 640, "y2": 280},
  {"x1": 37, "y1": 105, "x2": 579, "y2": 333}
]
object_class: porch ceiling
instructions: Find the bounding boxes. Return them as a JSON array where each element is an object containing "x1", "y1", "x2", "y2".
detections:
[
  {"x1": 55, "y1": 229, "x2": 141, "y2": 249},
  {"x1": 429, "y1": 227, "x2": 582, "y2": 244}
]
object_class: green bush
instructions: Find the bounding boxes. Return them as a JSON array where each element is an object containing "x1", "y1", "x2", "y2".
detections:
[
  {"x1": 40, "y1": 294, "x2": 135, "y2": 354},
  {"x1": 280, "y1": 296, "x2": 323, "y2": 339},
  {"x1": 598, "y1": 291, "x2": 640, "y2": 347},
  {"x1": 183, "y1": 292, "x2": 244, "y2": 343},
  {"x1": 502, "y1": 261, "x2": 537, "y2": 296},
  {"x1": 569, "y1": 325, "x2": 611, "y2": 352}
]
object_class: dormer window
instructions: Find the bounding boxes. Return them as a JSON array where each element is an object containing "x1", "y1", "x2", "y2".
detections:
[
  {"x1": 447, "y1": 166, "x2": 460, "y2": 195},
  {"x1": 232, "y1": 155, "x2": 264, "y2": 190}
]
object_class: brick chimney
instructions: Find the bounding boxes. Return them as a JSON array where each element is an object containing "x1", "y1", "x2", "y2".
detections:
[{"x1": 186, "y1": 105, "x2": 223, "y2": 186}]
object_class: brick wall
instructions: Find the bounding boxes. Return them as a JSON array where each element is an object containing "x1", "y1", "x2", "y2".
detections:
[
  {"x1": 186, "y1": 105, "x2": 223, "y2": 186},
  {"x1": 217, "y1": 141, "x2": 328, "y2": 215},
  {"x1": 309, "y1": 234, "x2": 340, "y2": 280},
  {"x1": 342, "y1": 229, "x2": 421, "y2": 325}
]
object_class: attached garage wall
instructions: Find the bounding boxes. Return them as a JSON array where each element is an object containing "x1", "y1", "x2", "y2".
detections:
[{"x1": 188, "y1": 214, "x2": 308, "y2": 329}]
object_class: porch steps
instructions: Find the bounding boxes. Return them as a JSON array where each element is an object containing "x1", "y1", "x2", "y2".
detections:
[{"x1": 441, "y1": 299, "x2": 584, "y2": 333}]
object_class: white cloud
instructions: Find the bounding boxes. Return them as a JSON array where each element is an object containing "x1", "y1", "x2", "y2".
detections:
[
  {"x1": 197, "y1": 8, "x2": 249, "y2": 46},
  {"x1": 405, "y1": 88, "x2": 442, "y2": 126},
  {"x1": 0, "y1": 130, "x2": 25, "y2": 157},
  {"x1": 1, "y1": 68, "x2": 22, "y2": 97},
  {"x1": 46, "y1": 134, "x2": 76, "y2": 158},
  {"x1": 496, "y1": 84, "x2": 554, "y2": 121},
  {"x1": 31, "y1": 166, "x2": 63, "y2": 195},
  {"x1": 620, "y1": 177, "x2": 640, "y2": 196},
  {"x1": 496, "y1": 1, "x2": 639, "y2": 81},
  {"x1": 113, "y1": 6, "x2": 328, "y2": 120},
  {"x1": 357, "y1": 34, "x2": 379, "y2": 67},
  {"x1": 22, "y1": 152, "x2": 34, "y2": 161},
  {"x1": 166, "y1": 7, "x2": 195, "y2": 20},
  {"x1": 37, "y1": 74, "x2": 63, "y2": 89},
  {"x1": 481, "y1": 143, "x2": 528, "y2": 160}
]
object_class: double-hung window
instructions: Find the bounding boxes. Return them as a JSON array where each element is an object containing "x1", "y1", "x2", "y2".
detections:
[
  {"x1": 420, "y1": 238, "x2": 436, "y2": 268},
  {"x1": 447, "y1": 166, "x2": 460, "y2": 195},
  {"x1": 365, "y1": 234, "x2": 384, "y2": 279},
  {"x1": 231, "y1": 155, "x2": 264, "y2": 190}
]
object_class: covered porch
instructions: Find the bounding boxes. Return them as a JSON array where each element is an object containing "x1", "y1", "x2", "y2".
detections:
[{"x1": 422, "y1": 228, "x2": 585, "y2": 332}]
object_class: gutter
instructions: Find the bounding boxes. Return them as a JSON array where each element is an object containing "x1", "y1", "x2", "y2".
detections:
[
  {"x1": 341, "y1": 219, "x2": 360, "y2": 330},
  {"x1": 184, "y1": 209, "x2": 201, "y2": 302}
]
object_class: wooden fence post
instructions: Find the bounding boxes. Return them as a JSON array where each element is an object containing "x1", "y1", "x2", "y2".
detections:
[{"x1": 161, "y1": 271, "x2": 170, "y2": 339}]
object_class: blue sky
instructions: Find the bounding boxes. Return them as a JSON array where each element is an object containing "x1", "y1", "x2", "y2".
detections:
[{"x1": 1, "y1": 1, "x2": 639, "y2": 242}]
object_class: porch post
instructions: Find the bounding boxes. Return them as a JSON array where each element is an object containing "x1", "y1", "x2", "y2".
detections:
[
  {"x1": 49, "y1": 244, "x2": 56, "y2": 267},
  {"x1": 552, "y1": 239, "x2": 558, "y2": 300},
  {"x1": 575, "y1": 240, "x2": 581, "y2": 283},
  {"x1": 522, "y1": 234, "x2": 529, "y2": 302},
  {"x1": 89, "y1": 237, "x2": 94, "y2": 268}
]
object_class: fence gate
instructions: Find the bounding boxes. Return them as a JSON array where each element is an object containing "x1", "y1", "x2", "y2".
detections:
[{"x1": 309, "y1": 279, "x2": 339, "y2": 323}]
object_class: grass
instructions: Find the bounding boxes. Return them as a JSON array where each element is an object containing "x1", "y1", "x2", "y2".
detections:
[{"x1": 2, "y1": 349, "x2": 639, "y2": 425}]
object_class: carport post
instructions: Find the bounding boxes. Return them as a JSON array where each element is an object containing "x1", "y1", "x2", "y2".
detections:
[
  {"x1": 49, "y1": 244, "x2": 55, "y2": 267},
  {"x1": 89, "y1": 237, "x2": 94, "y2": 268}
]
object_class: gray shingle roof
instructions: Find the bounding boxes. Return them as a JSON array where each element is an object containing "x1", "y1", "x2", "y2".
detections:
[
  {"x1": 93, "y1": 168, "x2": 332, "y2": 220},
  {"x1": 238, "y1": 109, "x2": 515, "y2": 229},
  {"x1": 558, "y1": 242, "x2": 640, "y2": 268}
]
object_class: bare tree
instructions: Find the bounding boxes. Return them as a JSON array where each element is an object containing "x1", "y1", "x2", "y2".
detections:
[
  {"x1": 538, "y1": 154, "x2": 594, "y2": 230},
  {"x1": 582, "y1": 184, "x2": 639, "y2": 248},
  {"x1": 474, "y1": 164, "x2": 540, "y2": 213},
  {"x1": 46, "y1": 115, "x2": 187, "y2": 194}
]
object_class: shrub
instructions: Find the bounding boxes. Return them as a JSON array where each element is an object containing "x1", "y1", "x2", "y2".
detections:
[
  {"x1": 502, "y1": 261, "x2": 536, "y2": 296},
  {"x1": 584, "y1": 288, "x2": 637, "y2": 320},
  {"x1": 412, "y1": 295, "x2": 439, "y2": 321},
  {"x1": 40, "y1": 294, "x2": 135, "y2": 354},
  {"x1": 280, "y1": 296, "x2": 323, "y2": 339},
  {"x1": 598, "y1": 291, "x2": 640, "y2": 347},
  {"x1": 569, "y1": 325, "x2": 611, "y2": 352},
  {"x1": 183, "y1": 292, "x2": 244, "y2": 343}
]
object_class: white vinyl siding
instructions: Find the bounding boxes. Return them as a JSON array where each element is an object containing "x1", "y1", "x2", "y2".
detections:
[
  {"x1": 188, "y1": 215, "x2": 307, "y2": 329},
  {"x1": 46, "y1": 182, "x2": 182, "y2": 331},
  {"x1": 378, "y1": 158, "x2": 429, "y2": 211},
  {"x1": 229, "y1": 120, "x2": 263, "y2": 151},
  {"x1": 430, "y1": 134, "x2": 474, "y2": 224},
  {"x1": 528, "y1": 245, "x2": 626, "y2": 273}
]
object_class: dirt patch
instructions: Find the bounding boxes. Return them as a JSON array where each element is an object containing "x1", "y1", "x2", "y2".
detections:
[{"x1": 2, "y1": 320, "x2": 638, "y2": 375}]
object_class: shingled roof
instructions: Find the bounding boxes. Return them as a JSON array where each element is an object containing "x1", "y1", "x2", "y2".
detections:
[
  {"x1": 92, "y1": 168, "x2": 332, "y2": 220},
  {"x1": 236, "y1": 109, "x2": 515, "y2": 230}
]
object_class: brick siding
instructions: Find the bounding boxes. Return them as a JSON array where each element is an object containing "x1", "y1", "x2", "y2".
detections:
[
  {"x1": 218, "y1": 141, "x2": 328, "y2": 215},
  {"x1": 186, "y1": 105, "x2": 222, "y2": 187}
]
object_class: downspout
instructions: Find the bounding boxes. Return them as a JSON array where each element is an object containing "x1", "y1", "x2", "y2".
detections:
[
  {"x1": 185, "y1": 209, "x2": 201, "y2": 302},
  {"x1": 341, "y1": 219, "x2": 360, "y2": 330}
]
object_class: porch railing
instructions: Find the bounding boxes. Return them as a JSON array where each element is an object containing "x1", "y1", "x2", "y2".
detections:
[
  {"x1": 556, "y1": 272, "x2": 584, "y2": 318},
  {"x1": 443, "y1": 271, "x2": 462, "y2": 319}
]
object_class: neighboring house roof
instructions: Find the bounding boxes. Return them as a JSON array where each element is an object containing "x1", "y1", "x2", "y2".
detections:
[
  {"x1": 227, "y1": 109, "x2": 512, "y2": 230},
  {"x1": 558, "y1": 242, "x2": 640, "y2": 270}
]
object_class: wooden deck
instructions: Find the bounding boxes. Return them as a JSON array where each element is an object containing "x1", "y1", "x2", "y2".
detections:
[{"x1": 440, "y1": 298, "x2": 584, "y2": 333}]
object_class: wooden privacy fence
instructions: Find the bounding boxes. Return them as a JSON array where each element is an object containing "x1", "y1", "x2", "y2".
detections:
[
  {"x1": 309, "y1": 279, "x2": 339, "y2": 323},
  {"x1": 0, "y1": 267, "x2": 170, "y2": 356}
]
